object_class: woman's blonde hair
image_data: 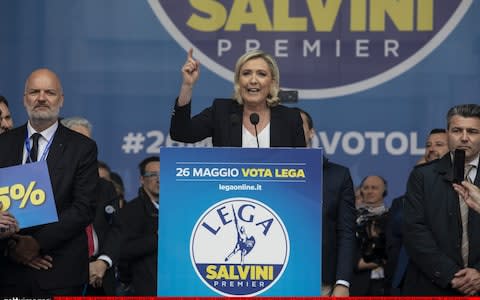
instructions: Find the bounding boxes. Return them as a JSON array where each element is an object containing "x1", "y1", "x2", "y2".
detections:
[{"x1": 233, "y1": 50, "x2": 280, "y2": 107}]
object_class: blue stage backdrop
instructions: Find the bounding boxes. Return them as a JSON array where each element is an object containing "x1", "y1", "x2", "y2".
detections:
[{"x1": 0, "y1": 0, "x2": 479, "y2": 204}]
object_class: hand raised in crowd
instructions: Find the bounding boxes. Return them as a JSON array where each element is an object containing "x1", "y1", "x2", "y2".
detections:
[
  {"x1": 0, "y1": 203, "x2": 19, "y2": 239},
  {"x1": 453, "y1": 181, "x2": 480, "y2": 214},
  {"x1": 451, "y1": 268, "x2": 480, "y2": 295}
]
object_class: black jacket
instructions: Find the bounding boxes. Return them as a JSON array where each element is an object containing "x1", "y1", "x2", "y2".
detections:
[
  {"x1": 0, "y1": 123, "x2": 98, "y2": 293},
  {"x1": 403, "y1": 155, "x2": 480, "y2": 295},
  {"x1": 119, "y1": 188, "x2": 158, "y2": 296},
  {"x1": 322, "y1": 158, "x2": 356, "y2": 285},
  {"x1": 170, "y1": 98, "x2": 306, "y2": 147}
]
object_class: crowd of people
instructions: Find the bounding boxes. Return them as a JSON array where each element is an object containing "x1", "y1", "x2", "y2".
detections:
[{"x1": 0, "y1": 49, "x2": 480, "y2": 297}]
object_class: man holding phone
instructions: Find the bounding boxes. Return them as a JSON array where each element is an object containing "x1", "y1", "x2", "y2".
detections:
[{"x1": 403, "y1": 104, "x2": 480, "y2": 295}]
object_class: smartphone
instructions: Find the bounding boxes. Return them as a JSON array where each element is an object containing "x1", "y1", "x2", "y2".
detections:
[{"x1": 453, "y1": 149, "x2": 465, "y2": 183}]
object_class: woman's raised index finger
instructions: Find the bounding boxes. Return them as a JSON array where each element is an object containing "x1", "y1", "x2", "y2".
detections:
[{"x1": 188, "y1": 48, "x2": 194, "y2": 60}]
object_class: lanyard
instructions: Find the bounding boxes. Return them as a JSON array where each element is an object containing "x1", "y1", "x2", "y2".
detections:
[{"x1": 24, "y1": 133, "x2": 54, "y2": 163}]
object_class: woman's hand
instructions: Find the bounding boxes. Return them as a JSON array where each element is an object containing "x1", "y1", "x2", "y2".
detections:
[
  {"x1": 453, "y1": 181, "x2": 480, "y2": 214},
  {"x1": 178, "y1": 48, "x2": 200, "y2": 106},
  {"x1": 181, "y1": 48, "x2": 200, "y2": 87}
]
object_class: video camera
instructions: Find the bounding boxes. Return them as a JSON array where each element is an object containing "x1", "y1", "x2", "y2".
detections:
[{"x1": 356, "y1": 208, "x2": 388, "y2": 265}]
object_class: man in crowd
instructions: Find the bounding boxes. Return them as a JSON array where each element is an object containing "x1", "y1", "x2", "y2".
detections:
[
  {"x1": 385, "y1": 128, "x2": 449, "y2": 295},
  {"x1": 98, "y1": 161, "x2": 112, "y2": 180},
  {"x1": 119, "y1": 156, "x2": 159, "y2": 295},
  {"x1": 0, "y1": 69, "x2": 98, "y2": 296},
  {"x1": 417, "y1": 128, "x2": 449, "y2": 164},
  {"x1": 350, "y1": 175, "x2": 389, "y2": 296},
  {"x1": 0, "y1": 95, "x2": 14, "y2": 133},
  {"x1": 404, "y1": 104, "x2": 480, "y2": 295},
  {"x1": 61, "y1": 116, "x2": 123, "y2": 295},
  {"x1": 0, "y1": 95, "x2": 17, "y2": 251},
  {"x1": 297, "y1": 108, "x2": 356, "y2": 297}
]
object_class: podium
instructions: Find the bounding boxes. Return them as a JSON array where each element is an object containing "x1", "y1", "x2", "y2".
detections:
[{"x1": 157, "y1": 147, "x2": 323, "y2": 296}]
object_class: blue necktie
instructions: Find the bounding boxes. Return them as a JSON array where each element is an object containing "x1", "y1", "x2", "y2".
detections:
[{"x1": 29, "y1": 133, "x2": 41, "y2": 163}]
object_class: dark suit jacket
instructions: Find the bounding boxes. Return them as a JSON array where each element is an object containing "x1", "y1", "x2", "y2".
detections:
[
  {"x1": 403, "y1": 155, "x2": 480, "y2": 295},
  {"x1": 0, "y1": 123, "x2": 98, "y2": 292},
  {"x1": 170, "y1": 98, "x2": 306, "y2": 147},
  {"x1": 119, "y1": 188, "x2": 158, "y2": 296},
  {"x1": 90, "y1": 178, "x2": 123, "y2": 295},
  {"x1": 385, "y1": 195, "x2": 406, "y2": 295},
  {"x1": 322, "y1": 158, "x2": 356, "y2": 286},
  {"x1": 349, "y1": 260, "x2": 376, "y2": 296}
]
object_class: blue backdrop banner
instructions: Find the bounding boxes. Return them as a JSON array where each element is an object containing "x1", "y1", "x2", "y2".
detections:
[
  {"x1": 158, "y1": 147, "x2": 323, "y2": 296},
  {"x1": 0, "y1": 0, "x2": 479, "y2": 204}
]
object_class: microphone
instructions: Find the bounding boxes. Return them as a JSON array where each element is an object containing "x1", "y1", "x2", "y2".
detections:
[{"x1": 249, "y1": 113, "x2": 260, "y2": 148}]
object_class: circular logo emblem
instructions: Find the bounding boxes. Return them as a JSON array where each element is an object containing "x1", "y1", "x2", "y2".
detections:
[
  {"x1": 190, "y1": 198, "x2": 289, "y2": 296},
  {"x1": 150, "y1": 0, "x2": 471, "y2": 99}
]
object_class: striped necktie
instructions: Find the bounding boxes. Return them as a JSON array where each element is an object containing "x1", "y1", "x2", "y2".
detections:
[{"x1": 460, "y1": 164, "x2": 475, "y2": 266}]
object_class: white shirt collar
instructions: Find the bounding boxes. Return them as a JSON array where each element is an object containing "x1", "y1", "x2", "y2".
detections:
[
  {"x1": 449, "y1": 152, "x2": 479, "y2": 182},
  {"x1": 469, "y1": 154, "x2": 479, "y2": 168},
  {"x1": 151, "y1": 199, "x2": 159, "y2": 210},
  {"x1": 467, "y1": 155, "x2": 479, "y2": 182},
  {"x1": 24, "y1": 121, "x2": 59, "y2": 163},
  {"x1": 27, "y1": 120, "x2": 59, "y2": 141}
]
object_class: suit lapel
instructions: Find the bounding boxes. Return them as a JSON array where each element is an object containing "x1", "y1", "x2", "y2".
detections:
[
  {"x1": 436, "y1": 154, "x2": 453, "y2": 183},
  {"x1": 270, "y1": 106, "x2": 281, "y2": 147},
  {"x1": 12, "y1": 125, "x2": 28, "y2": 165},
  {"x1": 474, "y1": 163, "x2": 480, "y2": 186},
  {"x1": 434, "y1": 155, "x2": 460, "y2": 224},
  {"x1": 46, "y1": 124, "x2": 67, "y2": 170},
  {"x1": 229, "y1": 102, "x2": 242, "y2": 147}
]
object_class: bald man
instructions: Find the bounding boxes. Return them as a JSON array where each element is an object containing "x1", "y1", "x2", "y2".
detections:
[
  {"x1": 0, "y1": 69, "x2": 98, "y2": 296},
  {"x1": 350, "y1": 175, "x2": 389, "y2": 296}
]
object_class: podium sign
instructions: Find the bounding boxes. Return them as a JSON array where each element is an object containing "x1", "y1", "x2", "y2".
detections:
[
  {"x1": 0, "y1": 161, "x2": 58, "y2": 228},
  {"x1": 158, "y1": 147, "x2": 322, "y2": 296}
]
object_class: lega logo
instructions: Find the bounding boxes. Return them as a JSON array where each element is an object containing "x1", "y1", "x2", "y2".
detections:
[
  {"x1": 190, "y1": 198, "x2": 289, "y2": 296},
  {"x1": 149, "y1": 0, "x2": 471, "y2": 99}
]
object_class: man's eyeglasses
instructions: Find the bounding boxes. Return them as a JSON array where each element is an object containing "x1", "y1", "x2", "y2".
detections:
[{"x1": 143, "y1": 172, "x2": 159, "y2": 178}]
